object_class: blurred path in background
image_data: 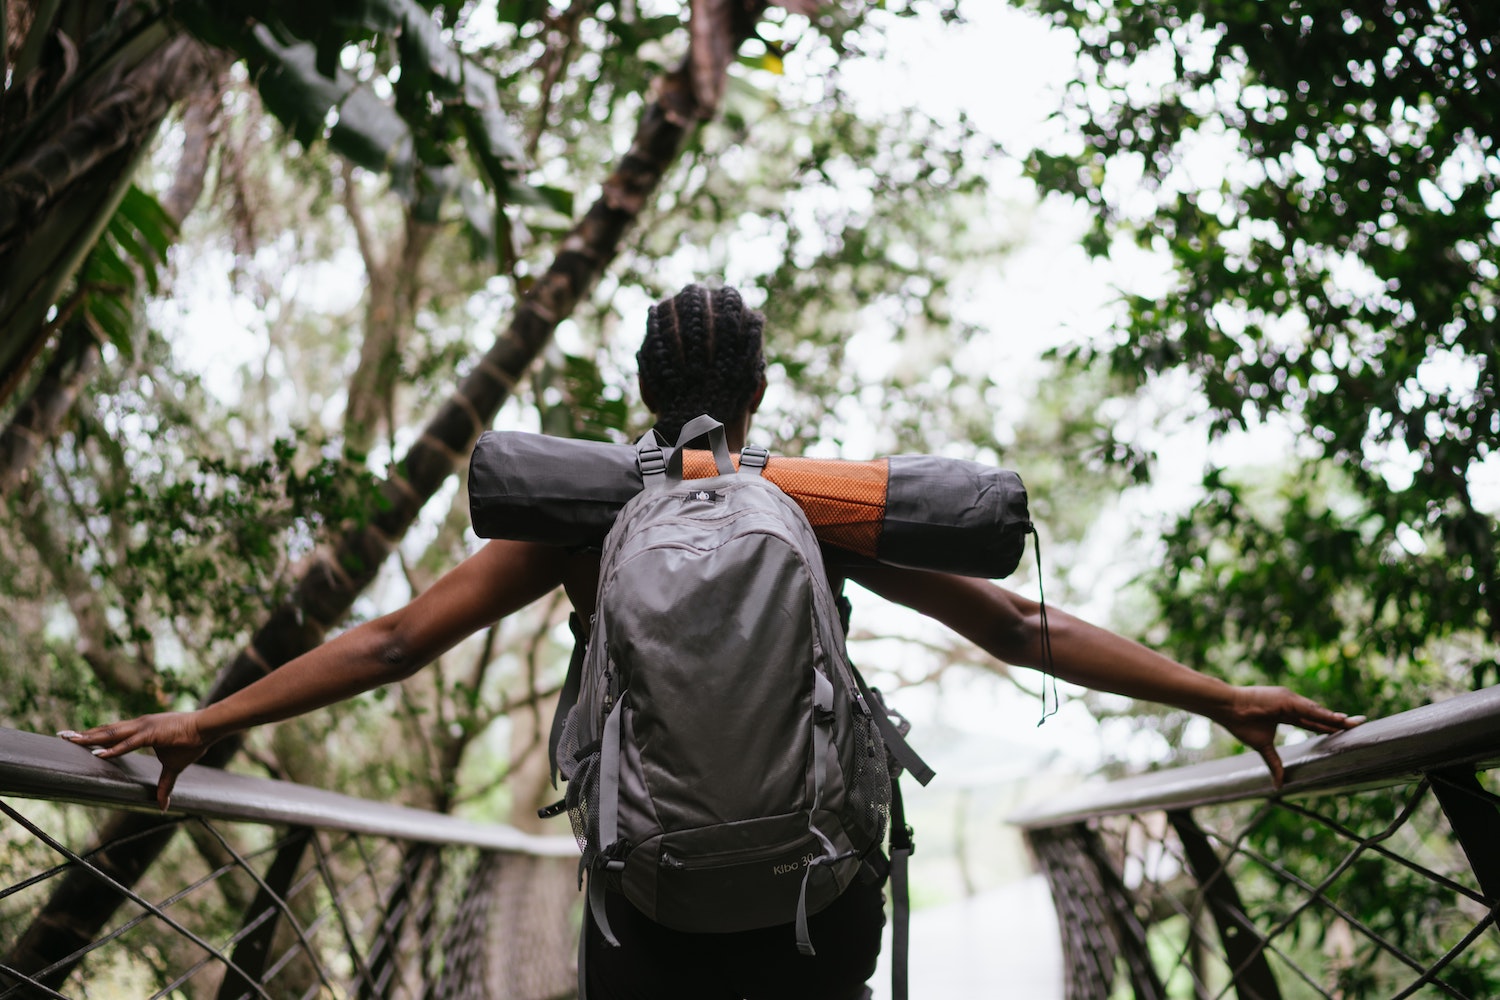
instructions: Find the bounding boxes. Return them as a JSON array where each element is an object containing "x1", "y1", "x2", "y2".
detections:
[{"x1": 873, "y1": 875, "x2": 1063, "y2": 999}]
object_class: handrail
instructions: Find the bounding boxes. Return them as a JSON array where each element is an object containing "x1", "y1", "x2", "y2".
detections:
[
  {"x1": 0, "y1": 725, "x2": 577, "y2": 856},
  {"x1": 1012, "y1": 685, "x2": 1500, "y2": 1000},
  {"x1": 1010, "y1": 685, "x2": 1500, "y2": 828},
  {"x1": 2, "y1": 724, "x2": 581, "y2": 998}
]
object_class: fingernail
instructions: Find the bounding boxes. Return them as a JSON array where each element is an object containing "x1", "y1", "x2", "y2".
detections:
[
  {"x1": 57, "y1": 730, "x2": 81, "y2": 739},
  {"x1": 1347, "y1": 715, "x2": 1367, "y2": 724},
  {"x1": 90, "y1": 748, "x2": 107, "y2": 757}
]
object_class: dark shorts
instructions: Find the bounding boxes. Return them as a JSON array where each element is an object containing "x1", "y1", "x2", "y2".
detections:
[{"x1": 583, "y1": 877, "x2": 886, "y2": 1000}]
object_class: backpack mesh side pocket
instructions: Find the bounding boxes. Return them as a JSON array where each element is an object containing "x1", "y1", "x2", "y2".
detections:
[
  {"x1": 846, "y1": 708, "x2": 891, "y2": 845},
  {"x1": 556, "y1": 704, "x2": 602, "y2": 867},
  {"x1": 565, "y1": 747, "x2": 603, "y2": 868}
]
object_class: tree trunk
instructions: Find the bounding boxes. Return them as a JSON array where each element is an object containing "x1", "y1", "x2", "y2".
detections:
[
  {"x1": 0, "y1": 71, "x2": 224, "y2": 498},
  {"x1": 0, "y1": 31, "x2": 219, "y2": 407},
  {"x1": 0, "y1": 318, "x2": 100, "y2": 497},
  {"x1": 6, "y1": 7, "x2": 771, "y2": 980}
]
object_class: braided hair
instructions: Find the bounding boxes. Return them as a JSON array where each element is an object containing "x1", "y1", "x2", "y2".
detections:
[{"x1": 636, "y1": 284, "x2": 767, "y2": 442}]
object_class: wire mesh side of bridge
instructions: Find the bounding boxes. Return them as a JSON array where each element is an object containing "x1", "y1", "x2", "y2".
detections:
[
  {"x1": 0, "y1": 726, "x2": 581, "y2": 1000},
  {"x1": 1012, "y1": 686, "x2": 1500, "y2": 1000}
]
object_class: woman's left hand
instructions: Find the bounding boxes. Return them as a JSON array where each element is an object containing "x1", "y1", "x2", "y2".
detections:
[
  {"x1": 1208, "y1": 686, "x2": 1365, "y2": 788},
  {"x1": 59, "y1": 712, "x2": 210, "y2": 811}
]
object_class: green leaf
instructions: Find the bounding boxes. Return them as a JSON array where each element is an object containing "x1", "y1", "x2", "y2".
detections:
[
  {"x1": 329, "y1": 82, "x2": 416, "y2": 178},
  {"x1": 460, "y1": 67, "x2": 527, "y2": 189},
  {"x1": 494, "y1": 0, "x2": 550, "y2": 27},
  {"x1": 247, "y1": 23, "x2": 418, "y2": 195},
  {"x1": 411, "y1": 163, "x2": 461, "y2": 225},
  {"x1": 247, "y1": 24, "x2": 350, "y2": 147},
  {"x1": 118, "y1": 185, "x2": 176, "y2": 256},
  {"x1": 85, "y1": 294, "x2": 135, "y2": 358},
  {"x1": 504, "y1": 181, "x2": 573, "y2": 216},
  {"x1": 81, "y1": 242, "x2": 134, "y2": 292},
  {"x1": 458, "y1": 182, "x2": 497, "y2": 260},
  {"x1": 737, "y1": 52, "x2": 785, "y2": 75},
  {"x1": 391, "y1": 2, "x2": 464, "y2": 100}
]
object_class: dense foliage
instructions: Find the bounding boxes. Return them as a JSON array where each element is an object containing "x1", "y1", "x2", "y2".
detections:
[
  {"x1": 1013, "y1": 0, "x2": 1497, "y2": 719},
  {"x1": 1009, "y1": 1, "x2": 1500, "y2": 992}
]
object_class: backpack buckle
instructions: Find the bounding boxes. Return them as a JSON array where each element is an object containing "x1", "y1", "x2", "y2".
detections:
[
  {"x1": 739, "y1": 444, "x2": 769, "y2": 476},
  {"x1": 639, "y1": 446, "x2": 666, "y2": 478},
  {"x1": 599, "y1": 840, "x2": 630, "y2": 873}
]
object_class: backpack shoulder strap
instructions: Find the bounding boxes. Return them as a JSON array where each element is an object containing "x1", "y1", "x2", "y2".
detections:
[{"x1": 889, "y1": 774, "x2": 915, "y2": 1000}]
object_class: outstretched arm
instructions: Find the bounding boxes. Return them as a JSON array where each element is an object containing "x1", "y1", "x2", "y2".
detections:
[
  {"x1": 847, "y1": 564, "x2": 1363, "y2": 787},
  {"x1": 62, "y1": 539, "x2": 571, "y2": 808}
]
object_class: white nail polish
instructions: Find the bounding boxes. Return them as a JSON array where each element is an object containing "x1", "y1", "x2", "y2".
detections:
[
  {"x1": 57, "y1": 730, "x2": 81, "y2": 739},
  {"x1": 90, "y1": 748, "x2": 107, "y2": 756}
]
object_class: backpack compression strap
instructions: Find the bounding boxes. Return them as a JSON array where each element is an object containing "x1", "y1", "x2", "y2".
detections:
[
  {"x1": 588, "y1": 695, "x2": 628, "y2": 948},
  {"x1": 794, "y1": 667, "x2": 848, "y2": 956},
  {"x1": 545, "y1": 612, "x2": 590, "y2": 793}
]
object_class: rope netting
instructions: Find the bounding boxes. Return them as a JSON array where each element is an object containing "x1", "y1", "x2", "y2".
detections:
[
  {"x1": 1027, "y1": 769, "x2": 1500, "y2": 1000},
  {"x1": 0, "y1": 798, "x2": 576, "y2": 1000}
]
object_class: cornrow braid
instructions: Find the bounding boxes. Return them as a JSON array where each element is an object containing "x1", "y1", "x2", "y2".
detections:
[{"x1": 637, "y1": 284, "x2": 767, "y2": 442}]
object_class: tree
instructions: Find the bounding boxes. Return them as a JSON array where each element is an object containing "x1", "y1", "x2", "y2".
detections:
[
  {"x1": 1010, "y1": 0, "x2": 1498, "y2": 709},
  {"x1": 1007, "y1": 2, "x2": 1500, "y2": 991},
  {"x1": 0, "y1": 0, "x2": 535, "y2": 494}
]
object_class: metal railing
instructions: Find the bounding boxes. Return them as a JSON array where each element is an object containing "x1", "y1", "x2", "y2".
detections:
[
  {"x1": 1012, "y1": 686, "x2": 1500, "y2": 1000},
  {"x1": 0, "y1": 726, "x2": 581, "y2": 999}
]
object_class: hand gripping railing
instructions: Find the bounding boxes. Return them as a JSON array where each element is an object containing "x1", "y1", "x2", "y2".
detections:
[
  {"x1": 1011, "y1": 686, "x2": 1500, "y2": 1000},
  {"x1": 0, "y1": 727, "x2": 580, "y2": 999}
]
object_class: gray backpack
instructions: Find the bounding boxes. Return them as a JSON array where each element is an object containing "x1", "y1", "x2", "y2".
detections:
[{"x1": 544, "y1": 415, "x2": 933, "y2": 996}]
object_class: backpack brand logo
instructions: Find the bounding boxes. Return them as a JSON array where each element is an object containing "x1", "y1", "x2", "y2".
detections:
[
  {"x1": 772, "y1": 853, "x2": 817, "y2": 876},
  {"x1": 684, "y1": 489, "x2": 721, "y2": 503}
]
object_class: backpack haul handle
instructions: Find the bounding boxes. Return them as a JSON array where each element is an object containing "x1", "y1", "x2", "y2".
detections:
[{"x1": 640, "y1": 414, "x2": 737, "y2": 489}]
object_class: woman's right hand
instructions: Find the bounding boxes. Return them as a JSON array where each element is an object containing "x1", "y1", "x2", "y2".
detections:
[{"x1": 60, "y1": 712, "x2": 211, "y2": 811}]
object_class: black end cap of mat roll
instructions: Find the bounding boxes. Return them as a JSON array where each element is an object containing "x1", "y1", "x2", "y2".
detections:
[
  {"x1": 879, "y1": 454, "x2": 1032, "y2": 579},
  {"x1": 469, "y1": 431, "x2": 643, "y2": 547}
]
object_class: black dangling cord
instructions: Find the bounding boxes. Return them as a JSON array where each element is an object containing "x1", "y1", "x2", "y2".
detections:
[{"x1": 1032, "y1": 528, "x2": 1059, "y2": 727}]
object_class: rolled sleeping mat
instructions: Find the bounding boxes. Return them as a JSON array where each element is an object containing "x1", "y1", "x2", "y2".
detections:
[{"x1": 468, "y1": 430, "x2": 1033, "y2": 579}]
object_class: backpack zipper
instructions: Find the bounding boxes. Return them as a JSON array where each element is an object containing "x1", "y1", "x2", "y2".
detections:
[{"x1": 658, "y1": 835, "x2": 817, "y2": 871}]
